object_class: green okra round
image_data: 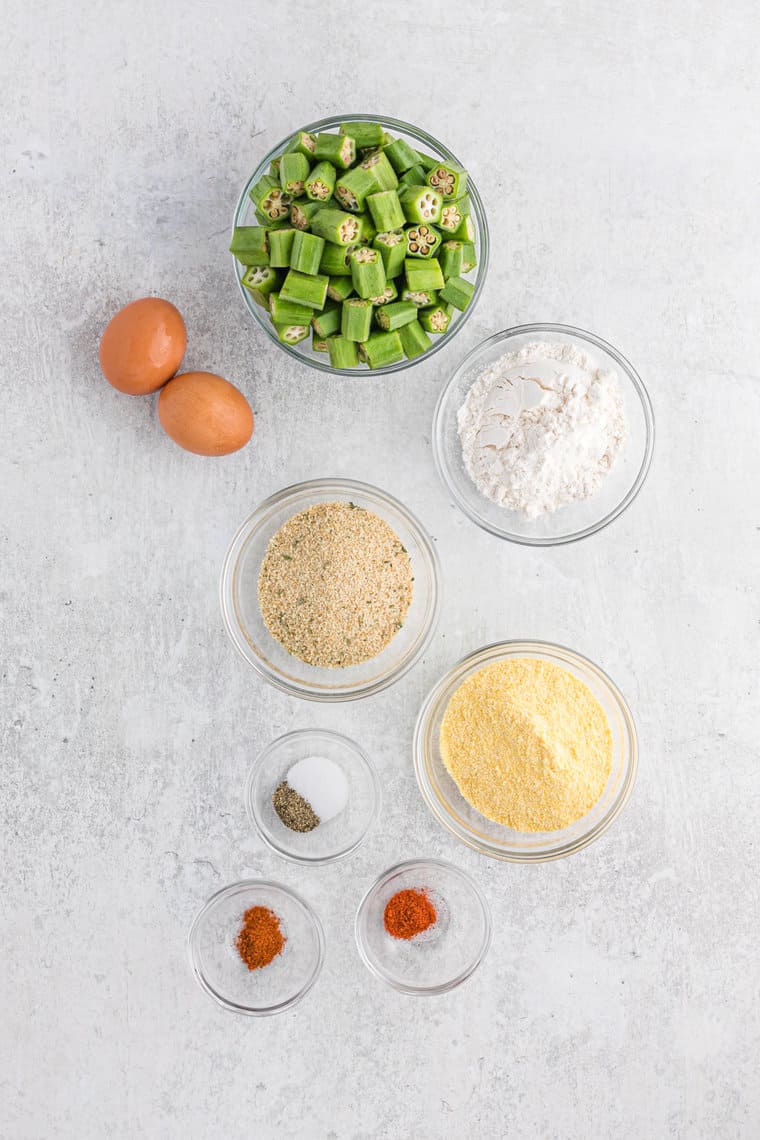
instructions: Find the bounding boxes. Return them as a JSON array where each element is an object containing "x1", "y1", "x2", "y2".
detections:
[
  {"x1": 319, "y1": 242, "x2": 353, "y2": 277},
  {"x1": 401, "y1": 287, "x2": 439, "y2": 307},
  {"x1": 326, "y1": 275, "x2": 355, "y2": 302},
  {"x1": 341, "y1": 298, "x2": 374, "y2": 342},
  {"x1": 368, "y1": 282, "x2": 398, "y2": 306},
  {"x1": 398, "y1": 164, "x2": 427, "y2": 189},
  {"x1": 404, "y1": 258, "x2": 444, "y2": 293},
  {"x1": 305, "y1": 161, "x2": 336, "y2": 202},
  {"x1": 438, "y1": 239, "x2": 464, "y2": 279},
  {"x1": 349, "y1": 246, "x2": 387, "y2": 299},
  {"x1": 268, "y1": 227, "x2": 297, "y2": 268},
  {"x1": 414, "y1": 150, "x2": 437, "y2": 173},
  {"x1": 269, "y1": 157, "x2": 282, "y2": 179},
  {"x1": 229, "y1": 226, "x2": 270, "y2": 266},
  {"x1": 356, "y1": 214, "x2": 377, "y2": 245},
  {"x1": 398, "y1": 185, "x2": 443, "y2": 225},
  {"x1": 274, "y1": 321, "x2": 310, "y2": 345},
  {"x1": 312, "y1": 335, "x2": 329, "y2": 353},
  {"x1": 314, "y1": 132, "x2": 356, "y2": 170},
  {"x1": 374, "y1": 300, "x2": 418, "y2": 332},
  {"x1": 439, "y1": 275, "x2": 475, "y2": 311},
  {"x1": 360, "y1": 150, "x2": 399, "y2": 192},
  {"x1": 311, "y1": 208, "x2": 363, "y2": 246},
  {"x1": 290, "y1": 230, "x2": 326, "y2": 275},
  {"x1": 449, "y1": 213, "x2": 476, "y2": 242},
  {"x1": 398, "y1": 319, "x2": 432, "y2": 359},
  {"x1": 250, "y1": 174, "x2": 292, "y2": 221},
  {"x1": 372, "y1": 230, "x2": 407, "y2": 279},
  {"x1": 404, "y1": 223, "x2": 441, "y2": 259},
  {"x1": 438, "y1": 195, "x2": 470, "y2": 233},
  {"x1": 358, "y1": 330, "x2": 404, "y2": 368},
  {"x1": 418, "y1": 302, "x2": 454, "y2": 334},
  {"x1": 367, "y1": 190, "x2": 406, "y2": 233},
  {"x1": 270, "y1": 292, "x2": 314, "y2": 326},
  {"x1": 326, "y1": 335, "x2": 359, "y2": 369},
  {"x1": 279, "y1": 151, "x2": 310, "y2": 197},
  {"x1": 334, "y1": 167, "x2": 377, "y2": 212},
  {"x1": 280, "y1": 268, "x2": 329, "y2": 310},
  {"x1": 242, "y1": 264, "x2": 281, "y2": 296},
  {"x1": 426, "y1": 160, "x2": 468, "y2": 200},
  {"x1": 383, "y1": 137, "x2": 420, "y2": 174},
  {"x1": 287, "y1": 130, "x2": 317, "y2": 158},
  {"x1": 460, "y1": 241, "x2": 477, "y2": 273},
  {"x1": 291, "y1": 200, "x2": 326, "y2": 231},
  {"x1": 340, "y1": 121, "x2": 386, "y2": 149},
  {"x1": 311, "y1": 301, "x2": 342, "y2": 338}
]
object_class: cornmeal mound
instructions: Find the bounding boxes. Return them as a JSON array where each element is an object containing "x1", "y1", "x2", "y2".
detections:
[{"x1": 439, "y1": 658, "x2": 613, "y2": 832}]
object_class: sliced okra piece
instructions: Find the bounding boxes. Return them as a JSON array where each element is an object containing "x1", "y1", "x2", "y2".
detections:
[
  {"x1": 269, "y1": 157, "x2": 282, "y2": 179},
  {"x1": 398, "y1": 164, "x2": 427, "y2": 189},
  {"x1": 279, "y1": 152, "x2": 310, "y2": 197},
  {"x1": 287, "y1": 130, "x2": 317, "y2": 158},
  {"x1": 359, "y1": 149, "x2": 399, "y2": 192},
  {"x1": 414, "y1": 151, "x2": 437, "y2": 172},
  {"x1": 280, "y1": 268, "x2": 329, "y2": 311},
  {"x1": 449, "y1": 213, "x2": 476, "y2": 242},
  {"x1": 426, "y1": 161, "x2": 468, "y2": 200},
  {"x1": 267, "y1": 227, "x2": 297, "y2": 268},
  {"x1": 438, "y1": 195, "x2": 471, "y2": 233},
  {"x1": 304, "y1": 161, "x2": 336, "y2": 202},
  {"x1": 398, "y1": 319, "x2": 432, "y2": 359},
  {"x1": 334, "y1": 167, "x2": 376, "y2": 212},
  {"x1": 290, "y1": 230, "x2": 326, "y2": 275},
  {"x1": 341, "y1": 298, "x2": 374, "y2": 342},
  {"x1": 398, "y1": 185, "x2": 443, "y2": 225},
  {"x1": 249, "y1": 174, "x2": 292, "y2": 221},
  {"x1": 372, "y1": 230, "x2": 406, "y2": 279},
  {"x1": 326, "y1": 275, "x2": 355, "y2": 302},
  {"x1": 326, "y1": 335, "x2": 359, "y2": 369},
  {"x1": 311, "y1": 208, "x2": 362, "y2": 246},
  {"x1": 374, "y1": 300, "x2": 417, "y2": 332},
  {"x1": 340, "y1": 121, "x2": 386, "y2": 149},
  {"x1": 358, "y1": 330, "x2": 404, "y2": 368},
  {"x1": 290, "y1": 200, "x2": 324, "y2": 231},
  {"x1": 349, "y1": 246, "x2": 386, "y2": 300},
  {"x1": 319, "y1": 242, "x2": 353, "y2": 277},
  {"x1": 368, "y1": 281, "x2": 398, "y2": 306},
  {"x1": 229, "y1": 226, "x2": 269, "y2": 266},
  {"x1": 367, "y1": 190, "x2": 405, "y2": 232},
  {"x1": 439, "y1": 275, "x2": 475, "y2": 311},
  {"x1": 313, "y1": 132, "x2": 355, "y2": 170},
  {"x1": 460, "y1": 241, "x2": 477, "y2": 273},
  {"x1": 312, "y1": 335, "x2": 329, "y2": 353},
  {"x1": 269, "y1": 293, "x2": 314, "y2": 325},
  {"x1": 256, "y1": 209, "x2": 291, "y2": 229},
  {"x1": 419, "y1": 302, "x2": 454, "y2": 334},
  {"x1": 401, "y1": 287, "x2": 438, "y2": 307},
  {"x1": 438, "y1": 239, "x2": 464, "y2": 279},
  {"x1": 383, "y1": 137, "x2": 419, "y2": 174},
  {"x1": 273, "y1": 321, "x2": 310, "y2": 345},
  {"x1": 311, "y1": 301, "x2": 342, "y2": 339},
  {"x1": 404, "y1": 223, "x2": 441, "y2": 259},
  {"x1": 356, "y1": 215, "x2": 377, "y2": 245},
  {"x1": 242, "y1": 264, "x2": 281, "y2": 295},
  {"x1": 404, "y1": 258, "x2": 444, "y2": 293}
]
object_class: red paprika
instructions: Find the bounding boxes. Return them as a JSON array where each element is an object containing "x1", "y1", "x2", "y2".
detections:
[
  {"x1": 235, "y1": 905, "x2": 286, "y2": 970},
  {"x1": 383, "y1": 888, "x2": 437, "y2": 940}
]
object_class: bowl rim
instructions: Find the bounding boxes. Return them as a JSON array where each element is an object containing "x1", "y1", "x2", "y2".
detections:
[
  {"x1": 219, "y1": 477, "x2": 442, "y2": 703},
  {"x1": 354, "y1": 856, "x2": 493, "y2": 995},
  {"x1": 187, "y1": 878, "x2": 325, "y2": 1016},
  {"x1": 232, "y1": 112, "x2": 490, "y2": 376},
  {"x1": 245, "y1": 728, "x2": 382, "y2": 865},
  {"x1": 413, "y1": 639, "x2": 638, "y2": 863},
  {"x1": 432, "y1": 321, "x2": 656, "y2": 546}
]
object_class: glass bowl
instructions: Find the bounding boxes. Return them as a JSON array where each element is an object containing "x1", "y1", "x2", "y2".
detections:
[
  {"x1": 187, "y1": 880, "x2": 324, "y2": 1016},
  {"x1": 232, "y1": 113, "x2": 489, "y2": 375},
  {"x1": 220, "y1": 478, "x2": 441, "y2": 702},
  {"x1": 354, "y1": 858, "x2": 492, "y2": 995},
  {"x1": 433, "y1": 323, "x2": 655, "y2": 545},
  {"x1": 246, "y1": 729, "x2": 380, "y2": 865},
  {"x1": 413, "y1": 641, "x2": 637, "y2": 862}
]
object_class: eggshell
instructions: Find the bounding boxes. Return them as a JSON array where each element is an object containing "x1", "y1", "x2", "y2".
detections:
[
  {"x1": 157, "y1": 372, "x2": 254, "y2": 456},
  {"x1": 99, "y1": 298, "x2": 186, "y2": 395}
]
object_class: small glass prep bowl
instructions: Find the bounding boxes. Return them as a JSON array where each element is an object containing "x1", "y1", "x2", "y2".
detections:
[
  {"x1": 355, "y1": 858, "x2": 492, "y2": 995},
  {"x1": 187, "y1": 880, "x2": 324, "y2": 1016},
  {"x1": 220, "y1": 478, "x2": 441, "y2": 702},
  {"x1": 433, "y1": 323, "x2": 655, "y2": 545},
  {"x1": 414, "y1": 641, "x2": 637, "y2": 862},
  {"x1": 246, "y1": 729, "x2": 380, "y2": 865},
  {"x1": 232, "y1": 113, "x2": 489, "y2": 375}
]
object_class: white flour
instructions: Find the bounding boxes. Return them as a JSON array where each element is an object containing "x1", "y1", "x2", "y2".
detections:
[{"x1": 457, "y1": 341, "x2": 627, "y2": 518}]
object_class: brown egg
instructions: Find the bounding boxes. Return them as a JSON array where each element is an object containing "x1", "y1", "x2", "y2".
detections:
[
  {"x1": 157, "y1": 372, "x2": 253, "y2": 456},
  {"x1": 99, "y1": 298, "x2": 186, "y2": 395}
]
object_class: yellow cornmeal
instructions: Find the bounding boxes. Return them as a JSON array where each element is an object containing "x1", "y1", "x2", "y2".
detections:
[{"x1": 439, "y1": 658, "x2": 612, "y2": 832}]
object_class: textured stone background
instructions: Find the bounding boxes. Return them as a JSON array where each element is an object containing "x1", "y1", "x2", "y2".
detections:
[{"x1": 2, "y1": 2, "x2": 759, "y2": 1137}]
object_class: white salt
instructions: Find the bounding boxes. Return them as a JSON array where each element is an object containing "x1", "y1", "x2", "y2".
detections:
[{"x1": 286, "y1": 756, "x2": 348, "y2": 823}]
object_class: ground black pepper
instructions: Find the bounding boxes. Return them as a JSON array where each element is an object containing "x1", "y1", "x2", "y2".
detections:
[{"x1": 272, "y1": 781, "x2": 320, "y2": 832}]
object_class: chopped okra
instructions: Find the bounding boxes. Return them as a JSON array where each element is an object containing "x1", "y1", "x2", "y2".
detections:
[{"x1": 239, "y1": 118, "x2": 480, "y2": 368}]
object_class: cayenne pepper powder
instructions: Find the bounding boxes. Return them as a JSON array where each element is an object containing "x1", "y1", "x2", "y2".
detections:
[
  {"x1": 383, "y1": 888, "x2": 437, "y2": 940},
  {"x1": 235, "y1": 905, "x2": 286, "y2": 970}
]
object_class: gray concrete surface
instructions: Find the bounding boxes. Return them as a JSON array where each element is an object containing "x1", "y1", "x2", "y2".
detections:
[{"x1": 2, "y1": 1, "x2": 759, "y2": 1137}]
